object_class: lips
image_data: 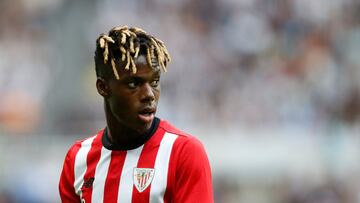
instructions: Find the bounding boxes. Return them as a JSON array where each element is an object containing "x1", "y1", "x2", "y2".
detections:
[{"x1": 138, "y1": 107, "x2": 156, "y2": 123}]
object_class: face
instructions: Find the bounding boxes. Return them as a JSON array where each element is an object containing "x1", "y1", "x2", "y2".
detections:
[{"x1": 98, "y1": 57, "x2": 161, "y2": 134}]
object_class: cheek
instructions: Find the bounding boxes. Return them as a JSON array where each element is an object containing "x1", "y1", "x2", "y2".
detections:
[
  {"x1": 108, "y1": 96, "x2": 128, "y2": 115},
  {"x1": 154, "y1": 89, "x2": 160, "y2": 101}
]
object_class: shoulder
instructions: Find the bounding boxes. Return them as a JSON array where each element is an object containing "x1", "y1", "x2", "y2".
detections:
[
  {"x1": 158, "y1": 119, "x2": 189, "y2": 137},
  {"x1": 158, "y1": 119, "x2": 206, "y2": 156},
  {"x1": 64, "y1": 129, "x2": 104, "y2": 160},
  {"x1": 159, "y1": 119, "x2": 202, "y2": 143}
]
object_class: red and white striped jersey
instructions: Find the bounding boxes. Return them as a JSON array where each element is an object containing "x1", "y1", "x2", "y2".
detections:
[{"x1": 59, "y1": 119, "x2": 214, "y2": 203}]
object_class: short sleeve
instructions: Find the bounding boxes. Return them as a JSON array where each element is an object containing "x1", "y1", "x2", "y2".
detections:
[
  {"x1": 59, "y1": 143, "x2": 81, "y2": 203},
  {"x1": 169, "y1": 136, "x2": 214, "y2": 203}
]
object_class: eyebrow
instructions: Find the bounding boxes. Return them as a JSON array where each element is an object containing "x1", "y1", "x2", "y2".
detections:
[{"x1": 123, "y1": 71, "x2": 161, "y2": 81}]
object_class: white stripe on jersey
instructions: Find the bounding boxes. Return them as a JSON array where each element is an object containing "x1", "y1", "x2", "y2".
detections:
[
  {"x1": 74, "y1": 136, "x2": 96, "y2": 196},
  {"x1": 91, "y1": 147, "x2": 112, "y2": 202},
  {"x1": 117, "y1": 145, "x2": 144, "y2": 203},
  {"x1": 150, "y1": 132, "x2": 178, "y2": 203}
]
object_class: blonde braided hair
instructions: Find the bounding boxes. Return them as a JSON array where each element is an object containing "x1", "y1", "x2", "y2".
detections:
[{"x1": 95, "y1": 26, "x2": 171, "y2": 79}]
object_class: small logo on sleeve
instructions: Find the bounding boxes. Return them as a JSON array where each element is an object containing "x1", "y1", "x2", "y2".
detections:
[
  {"x1": 82, "y1": 177, "x2": 95, "y2": 189},
  {"x1": 133, "y1": 168, "x2": 155, "y2": 192}
]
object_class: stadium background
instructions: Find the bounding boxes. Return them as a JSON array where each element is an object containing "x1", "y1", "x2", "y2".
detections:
[{"x1": 1, "y1": 0, "x2": 360, "y2": 202}]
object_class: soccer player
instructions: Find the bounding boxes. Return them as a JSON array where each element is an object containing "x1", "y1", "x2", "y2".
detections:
[{"x1": 59, "y1": 26, "x2": 214, "y2": 203}]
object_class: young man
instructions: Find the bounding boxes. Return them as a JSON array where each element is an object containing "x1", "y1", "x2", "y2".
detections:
[{"x1": 59, "y1": 26, "x2": 214, "y2": 203}]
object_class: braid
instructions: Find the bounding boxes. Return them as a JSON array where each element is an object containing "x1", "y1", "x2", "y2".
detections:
[{"x1": 95, "y1": 26, "x2": 171, "y2": 79}]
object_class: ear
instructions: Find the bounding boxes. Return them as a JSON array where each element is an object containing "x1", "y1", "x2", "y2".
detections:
[{"x1": 96, "y1": 77, "x2": 110, "y2": 97}]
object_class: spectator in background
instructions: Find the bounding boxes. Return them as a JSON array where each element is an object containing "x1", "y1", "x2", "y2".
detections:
[{"x1": 0, "y1": 0, "x2": 50, "y2": 135}]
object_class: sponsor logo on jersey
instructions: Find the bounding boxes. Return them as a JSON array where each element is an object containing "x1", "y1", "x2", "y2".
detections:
[{"x1": 133, "y1": 168, "x2": 155, "y2": 192}]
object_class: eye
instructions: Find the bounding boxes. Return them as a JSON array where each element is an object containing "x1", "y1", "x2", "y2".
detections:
[
  {"x1": 127, "y1": 81, "x2": 138, "y2": 89},
  {"x1": 151, "y1": 79, "x2": 160, "y2": 87}
]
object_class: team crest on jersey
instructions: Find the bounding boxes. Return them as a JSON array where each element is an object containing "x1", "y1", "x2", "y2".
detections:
[{"x1": 133, "y1": 168, "x2": 155, "y2": 192}]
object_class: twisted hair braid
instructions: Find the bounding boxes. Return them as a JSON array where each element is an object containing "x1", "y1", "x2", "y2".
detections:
[{"x1": 94, "y1": 26, "x2": 171, "y2": 79}]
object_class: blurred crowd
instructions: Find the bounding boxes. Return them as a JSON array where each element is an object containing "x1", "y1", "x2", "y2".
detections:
[
  {"x1": 1, "y1": 0, "x2": 360, "y2": 202},
  {"x1": 1, "y1": 0, "x2": 360, "y2": 135}
]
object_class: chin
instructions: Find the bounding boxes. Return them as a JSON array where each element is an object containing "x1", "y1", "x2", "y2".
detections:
[
  {"x1": 136, "y1": 122, "x2": 152, "y2": 134},
  {"x1": 116, "y1": 116, "x2": 153, "y2": 134}
]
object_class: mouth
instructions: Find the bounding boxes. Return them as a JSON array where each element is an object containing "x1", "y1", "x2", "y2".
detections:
[{"x1": 138, "y1": 107, "x2": 156, "y2": 123}]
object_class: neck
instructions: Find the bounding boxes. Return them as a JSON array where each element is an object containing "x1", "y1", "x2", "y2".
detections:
[
  {"x1": 103, "y1": 101, "x2": 158, "y2": 149},
  {"x1": 103, "y1": 115, "x2": 159, "y2": 151},
  {"x1": 104, "y1": 104, "x2": 142, "y2": 147},
  {"x1": 107, "y1": 122, "x2": 142, "y2": 146}
]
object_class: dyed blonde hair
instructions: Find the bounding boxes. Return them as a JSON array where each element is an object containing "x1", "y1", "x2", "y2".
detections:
[{"x1": 95, "y1": 26, "x2": 171, "y2": 79}]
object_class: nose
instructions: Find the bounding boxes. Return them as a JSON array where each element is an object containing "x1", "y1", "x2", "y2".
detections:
[{"x1": 140, "y1": 83, "x2": 155, "y2": 102}]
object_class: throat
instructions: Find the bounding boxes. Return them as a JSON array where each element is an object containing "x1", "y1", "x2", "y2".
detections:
[{"x1": 103, "y1": 117, "x2": 160, "y2": 150}]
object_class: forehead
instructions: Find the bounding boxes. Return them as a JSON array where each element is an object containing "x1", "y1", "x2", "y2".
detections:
[{"x1": 116, "y1": 56, "x2": 160, "y2": 79}]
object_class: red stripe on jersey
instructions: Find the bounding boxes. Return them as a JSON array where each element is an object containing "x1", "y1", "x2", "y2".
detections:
[
  {"x1": 103, "y1": 150, "x2": 127, "y2": 203},
  {"x1": 59, "y1": 142, "x2": 82, "y2": 203},
  {"x1": 131, "y1": 128, "x2": 165, "y2": 202},
  {"x1": 81, "y1": 134, "x2": 103, "y2": 203}
]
